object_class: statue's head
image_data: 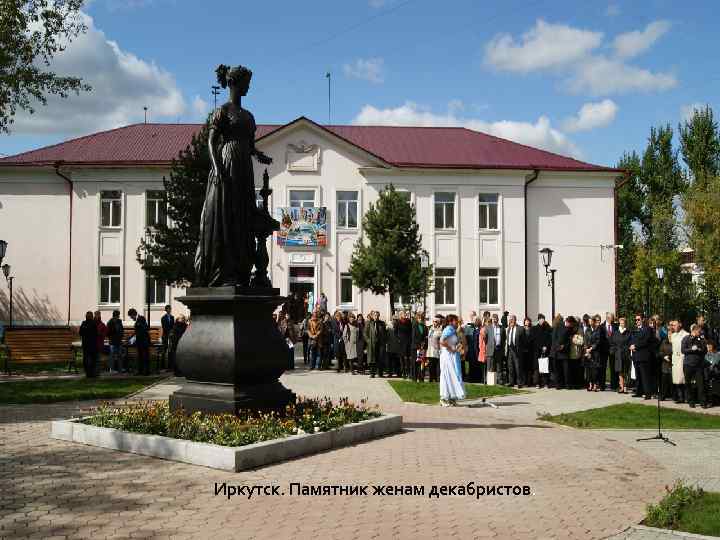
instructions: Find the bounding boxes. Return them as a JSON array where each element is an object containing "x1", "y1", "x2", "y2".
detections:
[{"x1": 216, "y1": 64, "x2": 252, "y2": 95}]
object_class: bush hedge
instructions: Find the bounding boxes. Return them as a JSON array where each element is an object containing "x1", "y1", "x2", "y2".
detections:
[{"x1": 83, "y1": 397, "x2": 381, "y2": 447}]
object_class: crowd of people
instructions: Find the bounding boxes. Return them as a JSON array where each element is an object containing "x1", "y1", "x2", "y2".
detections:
[
  {"x1": 77, "y1": 305, "x2": 188, "y2": 378},
  {"x1": 276, "y1": 303, "x2": 720, "y2": 409}
]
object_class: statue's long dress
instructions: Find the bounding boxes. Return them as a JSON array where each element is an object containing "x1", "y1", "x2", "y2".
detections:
[{"x1": 195, "y1": 104, "x2": 258, "y2": 287}]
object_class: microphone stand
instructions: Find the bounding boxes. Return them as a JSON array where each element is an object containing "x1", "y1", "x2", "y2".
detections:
[{"x1": 636, "y1": 346, "x2": 676, "y2": 446}]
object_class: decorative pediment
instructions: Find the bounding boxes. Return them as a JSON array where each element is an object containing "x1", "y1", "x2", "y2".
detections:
[{"x1": 286, "y1": 140, "x2": 321, "y2": 172}]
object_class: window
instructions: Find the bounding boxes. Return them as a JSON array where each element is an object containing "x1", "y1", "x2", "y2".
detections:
[
  {"x1": 146, "y1": 190, "x2": 167, "y2": 227},
  {"x1": 146, "y1": 275, "x2": 166, "y2": 305},
  {"x1": 100, "y1": 190, "x2": 122, "y2": 227},
  {"x1": 434, "y1": 192, "x2": 455, "y2": 229},
  {"x1": 255, "y1": 188, "x2": 264, "y2": 209},
  {"x1": 479, "y1": 268, "x2": 499, "y2": 305},
  {"x1": 340, "y1": 273, "x2": 353, "y2": 305},
  {"x1": 100, "y1": 266, "x2": 120, "y2": 304},
  {"x1": 289, "y1": 190, "x2": 315, "y2": 208},
  {"x1": 479, "y1": 194, "x2": 498, "y2": 230},
  {"x1": 434, "y1": 268, "x2": 455, "y2": 305},
  {"x1": 336, "y1": 191, "x2": 358, "y2": 228}
]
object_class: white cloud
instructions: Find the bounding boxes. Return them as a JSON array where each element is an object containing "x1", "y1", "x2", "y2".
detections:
[
  {"x1": 11, "y1": 11, "x2": 187, "y2": 135},
  {"x1": 192, "y1": 96, "x2": 210, "y2": 118},
  {"x1": 562, "y1": 99, "x2": 618, "y2": 132},
  {"x1": 343, "y1": 57, "x2": 384, "y2": 83},
  {"x1": 681, "y1": 102, "x2": 710, "y2": 123},
  {"x1": 605, "y1": 4, "x2": 620, "y2": 16},
  {"x1": 484, "y1": 19, "x2": 603, "y2": 73},
  {"x1": 353, "y1": 101, "x2": 582, "y2": 158},
  {"x1": 483, "y1": 19, "x2": 676, "y2": 96},
  {"x1": 570, "y1": 56, "x2": 676, "y2": 96},
  {"x1": 613, "y1": 20, "x2": 671, "y2": 59}
]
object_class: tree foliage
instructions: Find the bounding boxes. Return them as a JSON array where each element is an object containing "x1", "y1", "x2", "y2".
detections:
[
  {"x1": 681, "y1": 107, "x2": 720, "y2": 321},
  {"x1": 0, "y1": 0, "x2": 91, "y2": 133},
  {"x1": 350, "y1": 185, "x2": 432, "y2": 314},
  {"x1": 137, "y1": 121, "x2": 210, "y2": 286}
]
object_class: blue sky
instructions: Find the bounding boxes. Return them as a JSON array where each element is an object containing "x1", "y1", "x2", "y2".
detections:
[{"x1": 2, "y1": 0, "x2": 718, "y2": 167}]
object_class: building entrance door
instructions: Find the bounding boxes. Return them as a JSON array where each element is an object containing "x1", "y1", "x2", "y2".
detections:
[{"x1": 289, "y1": 266, "x2": 315, "y2": 318}]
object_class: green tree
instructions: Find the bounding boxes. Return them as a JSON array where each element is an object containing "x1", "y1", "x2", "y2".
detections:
[
  {"x1": 1, "y1": 0, "x2": 91, "y2": 133},
  {"x1": 679, "y1": 105, "x2": 720, "y2": 187},
  {"x1": 350, "y1": 185, "x2": 432, "y2": 314},
  {"x1": 681, "y1": 106, "x2": 720, "y2": 322},
  {"x1": 137, "y1": 121, "x2": 210, "y2": 285},
  {"x1": 615, "y1": 152, "x2": 643, "y2": 317}
]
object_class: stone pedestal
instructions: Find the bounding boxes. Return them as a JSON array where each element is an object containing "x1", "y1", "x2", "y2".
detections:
[{"x1": 169, "y1": 286, "x2": 295, "y2": 415}]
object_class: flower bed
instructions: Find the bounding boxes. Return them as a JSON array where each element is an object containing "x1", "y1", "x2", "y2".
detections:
[{"x1": 83, "y1": 397, "x2": 382, "y2": 447}]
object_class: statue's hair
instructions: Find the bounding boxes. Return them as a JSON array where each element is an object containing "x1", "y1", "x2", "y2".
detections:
[{"x1": 215, "y1": 64, "x2": 252, "y2": 89}]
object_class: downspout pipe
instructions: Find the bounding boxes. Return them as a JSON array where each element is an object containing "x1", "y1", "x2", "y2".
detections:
[
  {"x1": 524, "y1": 169, "x2": 540, "y2": 318},
  {"x1": 54, "y1": 162, "x2": 73, "y2": 327}
]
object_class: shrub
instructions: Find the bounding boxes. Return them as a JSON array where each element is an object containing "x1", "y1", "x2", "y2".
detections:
[
  {"x1": 84, "y1": 397, "x2": 381, "y2": 447},
  {"x1": 645, "y1": 481, "x2": 705, "y2": 529}
]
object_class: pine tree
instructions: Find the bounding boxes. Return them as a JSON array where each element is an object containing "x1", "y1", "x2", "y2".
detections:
[
  {"x1": 350, "y1": 185, "x2": 432, "y2": 314},
  {"x1": 136, "y1": 120, "x2": 210, "y2": 285}
]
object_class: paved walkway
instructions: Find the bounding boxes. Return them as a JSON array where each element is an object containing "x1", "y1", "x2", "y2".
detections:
[{"x1": 1, "y1": 368, "x2": 716, "y2": 540}]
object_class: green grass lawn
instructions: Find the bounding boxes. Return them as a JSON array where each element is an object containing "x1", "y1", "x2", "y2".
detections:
[
  {"x1": 540, "y1": 403, "x2": 720, "y2": 430},
  {"x1": 645, "y1": 482, "x2": 720, "y2": 537},
  {"x1": 0, "y1": 377, "x2": 163, "y2": 404},
  {"x1": 388, "y1": 380, "x2": 523, "y2": 405}
]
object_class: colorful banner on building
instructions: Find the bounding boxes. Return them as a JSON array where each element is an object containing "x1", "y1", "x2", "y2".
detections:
[{"x1": 276, "y1": 207, "x2": 328, "y2": 247}]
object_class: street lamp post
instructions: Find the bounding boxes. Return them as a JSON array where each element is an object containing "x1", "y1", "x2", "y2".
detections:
[
  {"x1": 2, "y1": 264, "x2": 13, "y2": 328},
  {"x1": 656, "y1": 266, "x2": 665, "y2": 321},
  {"x1": 539, "y1": 248, "x2": 557, "y2": 319},
  {"x1": 420, "y1": 251, "x2": 430, "y2": 318}
]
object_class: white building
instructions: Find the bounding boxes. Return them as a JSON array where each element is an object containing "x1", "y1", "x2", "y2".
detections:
[{"x1": 0, "y1": 117, "x2": 622, "y2": 326}]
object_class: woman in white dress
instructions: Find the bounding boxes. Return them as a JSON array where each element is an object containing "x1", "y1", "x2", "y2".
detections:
[
  {"x1": 670, "y1": 320, "x2": 688, "y2": 403},
  {"x1": 439, "y1": 314, "x2": 465, "y2": 406}
]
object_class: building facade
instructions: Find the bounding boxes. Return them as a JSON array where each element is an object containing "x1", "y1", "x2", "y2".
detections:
[{"x1": 0, "y1": 117, "x2": 621, "y2": 326}]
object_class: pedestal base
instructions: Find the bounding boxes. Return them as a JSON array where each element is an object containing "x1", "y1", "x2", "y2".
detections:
[
  {"x1": 169, "y1": 286, "x2": 296, "y2": 415},
  {"x1": 169, "y1": 381, "x2": 295, "y2": 415}
]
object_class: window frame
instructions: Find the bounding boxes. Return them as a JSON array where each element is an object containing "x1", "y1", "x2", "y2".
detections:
[
  {"x1": 434, "y1": 192, "x2": 456, "y2": 230},
  {"x1": 479, "y1": 268, "x2": 500, "y2": 306},
  {"x1": 289, "y1": 189, "x2": 317, "y2": 208},
  {"x1": 434, "y1": 267, "x2": 456, "y2": 306},
  {"x1": 339, "y1": 273, "x2": 354, "y2": 306},
  {"x1": 100, "y1": 190, "x2": 123, "y2": 229},
  {"x1": 145, "y1": 190, "x2": 167, "y2": 228},
  {"x1": 99, "y1": 266, "x2": 121, "y2": 305},
  {"x1": 336, "y1": 190, "x2": 359, "y2": 229},
  {"x1": 478, "y1": 193, "x2": 499, "y2": 231},
  {"x1": 145, "y1": 274, "x2": 167, "y2": 306}
]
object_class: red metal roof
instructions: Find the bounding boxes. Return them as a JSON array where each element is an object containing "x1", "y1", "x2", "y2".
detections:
[{"x1": 0, "y1": 117, "x2": 617, "y2": 172}]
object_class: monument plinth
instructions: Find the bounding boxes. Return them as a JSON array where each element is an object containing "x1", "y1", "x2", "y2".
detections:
[{"x1": 169, "y1": 287, "x2": 295, "y2": 414}]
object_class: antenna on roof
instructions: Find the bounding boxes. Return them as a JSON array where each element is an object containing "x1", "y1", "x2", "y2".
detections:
[
  {"x1": 211, "y1": 85, "x2": 221, "y2": 109},
  {"x1": 326, "y1": 71, "x2": 331, "y2": 125},
  {"x1": 143, "y1": 106, "x2": 148, "y2": 124}
]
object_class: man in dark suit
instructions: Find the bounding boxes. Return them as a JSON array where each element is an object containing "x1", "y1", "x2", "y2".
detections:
[
  {"x1": 489, "y1": 313, "x2": 506, "y2": 384},
  {"x1": 160, "y1": 304, "x2": 174, "y2": 370},
  {"x1": 531, "y1": 314, "x2": 553, "y2": 388},
  {"x1": 128, "y1": 308, "x2": 151, "y2": 376},
  {"x1": 505, "y1": 315, "x2": 527, "y2": 388},
  {"x1": 601, "y1": 313, "x2": 619, "y2": 391},
  {"x1": 629, "y1": 313, "x2": 655, "y2": 400}
]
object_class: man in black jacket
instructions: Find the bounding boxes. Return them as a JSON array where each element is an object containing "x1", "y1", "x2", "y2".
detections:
[
  {"x1": 106, "y1": 310, "x2": 125, "y2": 373},
  {"x1": 531, "y1": 314, "x2": 553, "y2": 388},
  {"x1": 601, "y1": 313, "x2": 618, "y2": 391},
  {"x1": 128, "y1": 308, "x2": 151, "y2": 376},
  {"x1": 160, "y1": 304, "x2": 174, "y2": 370},
  {"x1": 79, "y1": 311, "x2": 98, "y2": 378},
  {"x1": 629, "y1": 314, "x2": 655, "y2": 400},
  {"x1": 682, "y1": 324, "x2": 708, "y2": 408}
]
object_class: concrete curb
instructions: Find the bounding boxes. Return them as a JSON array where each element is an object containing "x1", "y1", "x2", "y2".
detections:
[
  {"x1": 50, "y1": 413, "x2": 402, "y2": 471},
  {"x1": 606, "y1": 525, "x2": 720, "y2": 539}
]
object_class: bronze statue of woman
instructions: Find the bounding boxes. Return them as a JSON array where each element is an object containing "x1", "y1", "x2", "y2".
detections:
[{"x1": 195, "y1": 64, "x2": 274, "y2": 287}]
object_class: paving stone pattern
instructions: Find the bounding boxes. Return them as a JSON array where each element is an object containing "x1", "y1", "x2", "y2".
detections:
[{"x1": 2, "y1": 368, "x2": 711, "y2": 540}]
